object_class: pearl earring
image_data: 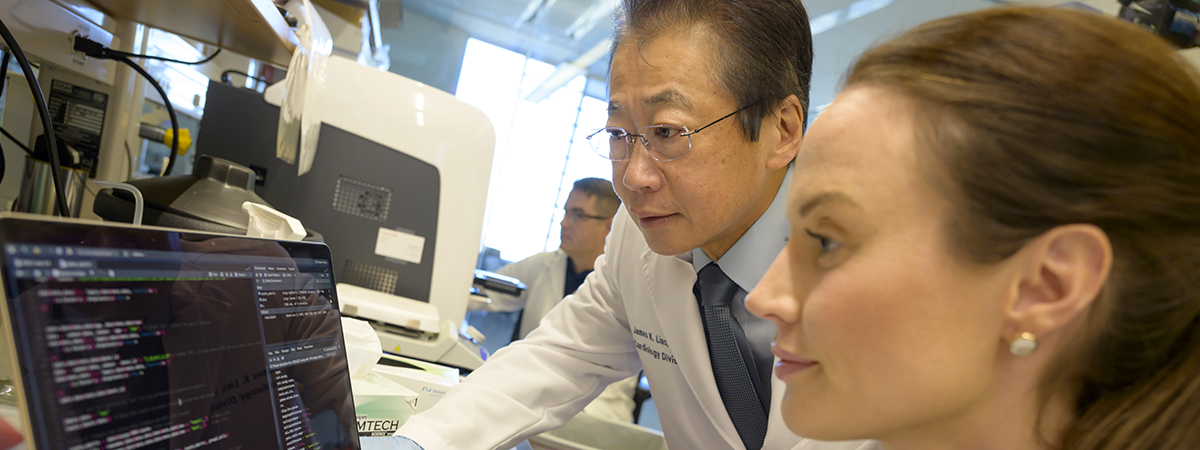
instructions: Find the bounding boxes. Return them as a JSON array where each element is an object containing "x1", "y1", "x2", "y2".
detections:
[{"x1": 1008, "y1": 332, "x2": 1038, "y2": 356}]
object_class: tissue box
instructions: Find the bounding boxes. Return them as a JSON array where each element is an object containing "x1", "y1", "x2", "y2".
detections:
[
  {"x1": 379, "y1": 353, "x2": 459, "y2": 380},
  {"x1": 352, "y1": 372, "x2": 418, "y2": 437},
  {"x1": 373, "y1": 354, "x2": 458, "y2": 413}
]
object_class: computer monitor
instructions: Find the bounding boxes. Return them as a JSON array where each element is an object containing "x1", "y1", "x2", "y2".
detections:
[{"x1": 0, "y1": 214, "x2": 359, "y2": 450}]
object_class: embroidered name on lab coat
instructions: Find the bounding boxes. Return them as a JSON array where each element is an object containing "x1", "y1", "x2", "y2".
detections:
[{"x1": 633, "y1": 326, "x2": 677, "y2": 364}]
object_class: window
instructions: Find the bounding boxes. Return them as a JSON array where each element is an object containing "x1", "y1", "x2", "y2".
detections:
[
  {"x1": 135, "y1": 28, "x2": 215, "y2": 176},
  {"x1": 456, "y1": 39, "x2": 611, "y2": 264}
]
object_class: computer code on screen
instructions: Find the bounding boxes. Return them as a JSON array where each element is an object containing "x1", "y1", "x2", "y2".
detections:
[{"x1": 0, "y1": 223, "x2": 358, "y2": 450}]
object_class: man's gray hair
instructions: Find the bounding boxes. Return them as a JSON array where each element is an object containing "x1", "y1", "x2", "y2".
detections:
[{"x1": 612, "y1": 0, "x2": 814, "y2": 139}]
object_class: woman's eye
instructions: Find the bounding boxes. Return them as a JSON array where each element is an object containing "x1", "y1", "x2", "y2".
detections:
[{"x1": 805, "y1": 229, "x2": 842, "y2": 254}]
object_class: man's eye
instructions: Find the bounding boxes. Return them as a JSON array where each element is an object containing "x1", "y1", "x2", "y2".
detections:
[
  {"x1": 607, "y1": 129, "x2": 628, "y2": 139},
  {"x1": 804, "y1": 230, "x2": 842, "y2": 254},
  {"x1": 653, "y1": 127, "x2": 681, "y2": 139}
]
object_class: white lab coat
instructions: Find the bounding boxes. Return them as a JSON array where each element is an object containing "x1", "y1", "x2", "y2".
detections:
[
  {"x1": 470, "y1": 249, "x2": 638, "y2": 422},
  {"x1": 399, "y1": 208, "x2": 879, "y2": 450},
  {"x1": 472, "y1": 249, "x2": 569, "y2": 340}
]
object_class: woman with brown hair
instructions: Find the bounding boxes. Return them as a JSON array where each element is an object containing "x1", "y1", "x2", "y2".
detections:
[{"x1": 746, "y1": 6, "x2": 1200, "y2": 450}]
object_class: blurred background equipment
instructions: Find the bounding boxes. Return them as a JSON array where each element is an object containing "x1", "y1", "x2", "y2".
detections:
[
  {"x1": 92, "y1": 155, "x2": 284, "y2": 235},
  {"x1": 14, "y1": 138, "x2": 88, "y2": 216},
  {"x1": 1118, "y1": 0, "x2": 1200, "y2": 48}
]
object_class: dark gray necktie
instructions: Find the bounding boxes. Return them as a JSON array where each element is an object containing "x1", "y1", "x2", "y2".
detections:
[{"x1": 694, "y1": 263, "x2": 768, "y2": 450}]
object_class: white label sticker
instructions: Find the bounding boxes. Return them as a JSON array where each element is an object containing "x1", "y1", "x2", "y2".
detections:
[{"x1": 375, "y1": 228, "x2": 425, "y2": 264}]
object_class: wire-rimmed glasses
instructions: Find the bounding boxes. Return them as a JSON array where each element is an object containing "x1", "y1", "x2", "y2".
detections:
[
  {"x1": 586, "y1": 102, "x2": 758, "y2": 162},
  {"x1": 563, "y1": 208, "x2": 607, "y2": 223}
]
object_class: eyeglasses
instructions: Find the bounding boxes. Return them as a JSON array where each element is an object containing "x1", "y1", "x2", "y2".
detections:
[
  {"x1": 563, "y1": 208, "x2": 608, "y2": 222},
  {"x1": 586, "y1": 102, "x2": 758, "y2": 162}
]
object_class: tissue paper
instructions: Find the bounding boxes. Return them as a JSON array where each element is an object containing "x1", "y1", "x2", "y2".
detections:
[
  {"x1": 341, "y1": 317, "x2": 418, "y2": 437},
  {"x1": 342, "y1": 317, "x2": 382, "y2": 377}
]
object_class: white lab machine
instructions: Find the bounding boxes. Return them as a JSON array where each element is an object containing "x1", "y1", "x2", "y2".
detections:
[
  {"x1": 197, "y1": 55, "x2": 496, "y2": 370},
  {"x1": 339, "y1": 283, "x2": 489, "y2": 370},
  {"x1": 266, "y1": 55, "x2": 496, "y2": 370}
]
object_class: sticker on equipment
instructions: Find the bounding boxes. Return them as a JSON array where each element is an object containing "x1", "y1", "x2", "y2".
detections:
[{"x1": 375, "y1": 228, "x2": 425, "y2": 264}]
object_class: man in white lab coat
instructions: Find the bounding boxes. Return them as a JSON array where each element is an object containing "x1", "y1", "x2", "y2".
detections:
[
  {"x1": 473, "y1": 178, "x2": 621, "y2": 343},
  {"x1": 367, "y1": 0, "x2": 878, "y2": 449},
  {"x1": 470, "y1": 177, "x2": 637, "y2": 422}
]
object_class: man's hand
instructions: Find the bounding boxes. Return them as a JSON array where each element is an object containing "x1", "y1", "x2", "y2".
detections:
[{"x1": 360, "y1": 436, "x2": 424, "y2": 450}]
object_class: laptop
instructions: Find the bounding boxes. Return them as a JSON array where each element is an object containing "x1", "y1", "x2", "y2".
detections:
[{"x1": 0, "y1": 213, "x2": 360, "y2": 450}]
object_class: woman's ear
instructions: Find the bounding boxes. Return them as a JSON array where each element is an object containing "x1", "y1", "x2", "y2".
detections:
[
  {"x1": 766, "y1": 95, "x2": 804, "y2": 170},
  {"x1": 1005, "y1": 224, "x2": 1113, "y2": 340}
]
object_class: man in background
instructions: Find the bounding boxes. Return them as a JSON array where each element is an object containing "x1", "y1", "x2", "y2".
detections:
[
  {"x1": 469, "y1": 177, "x2": 636, "y2": 422},
  {"x1": 473, "y1": 178, "x2": 619, "y2": 341}
]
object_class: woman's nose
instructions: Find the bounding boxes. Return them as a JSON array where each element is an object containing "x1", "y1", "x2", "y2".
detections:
[{"x1": 746, "y1": 247, "x2": 801, "y2": 326}]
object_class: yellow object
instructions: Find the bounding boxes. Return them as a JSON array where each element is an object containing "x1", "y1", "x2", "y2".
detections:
[{"x1": 163, "y1": 128, "x2": 192, "y2": 155}]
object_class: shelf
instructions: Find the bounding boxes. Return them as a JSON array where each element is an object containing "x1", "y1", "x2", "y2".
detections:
[{"x1": 85, "y1": 0, "x2": 298, "y2": 67}]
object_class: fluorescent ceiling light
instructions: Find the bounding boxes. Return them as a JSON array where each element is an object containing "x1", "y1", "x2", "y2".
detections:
[
  {"x1": 565, "y1": 0, "x2": 621, "y2": 40},
  {"x1": 810, "y1": 11, "x2": 843, "y2": 35},
  {"x1": 515, "y1": 0, "x2": 558, "y2": 27},
  {"x1": 848, "y1": 0, "x2": 895, "y2": 21},
  {"x1": 524, "y1": 37, "x2": 612, "y2": 103},
  {"x1": 811, "y1": 0, "x2": 897, "y2": 36}
]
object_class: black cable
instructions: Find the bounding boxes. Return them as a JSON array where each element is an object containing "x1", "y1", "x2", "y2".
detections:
[
  {"x1": 106, "y1": 48, "x2": 220, "y2": 66},
  {"x1": 71, "y1": 36, "x2": 183, "y2": 175},
  {"x1": 221, "y1": 69, "x2": 268, "y2": 89},
  {"x1": 0, "y1": 127, "x2": 33, "y2": 157},
  {"x1": 0, "y1": 51, "x2": 10, "y2": 186},
  {"x1": 0, "y1": 52, "x2": 8, "y2": 113},
  {"x1": 0, "y1": 18, "x2": 69, "y2": 216},
  {"x1": 73, "y1": 36, "x2": 219, "y2": 65},
  {"x1": 112, "y1": 55, "x2": 180, "y2": 176}
]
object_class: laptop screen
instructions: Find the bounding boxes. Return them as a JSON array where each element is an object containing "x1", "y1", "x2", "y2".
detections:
[{"x1": 0, "y1": 216, "x2": 359, "y2": 450}]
